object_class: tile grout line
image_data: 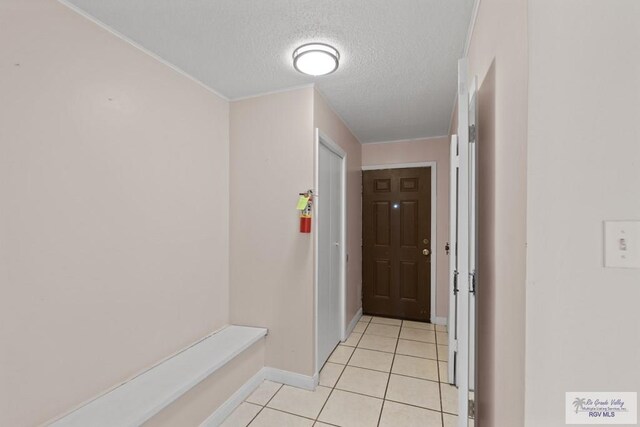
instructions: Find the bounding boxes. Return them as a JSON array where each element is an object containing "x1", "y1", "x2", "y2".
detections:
[
  {"x1": 262, "y1": 406, "x2": 321, "y2": 423},
  {"x1": 365, "y1": 333, "x2": 433, "y2": 342},
  {"x1": 242, "y1": 317, "x2": 449, "y2": 426},
  {"x1": 375, "y1": 319, "x2": 402, "y2": 427},
  {"x1": 314, "y1": 316, "x2": 371, "y2": 425},
  {"x1": 436, "y1": 330, "x2": 446, "y2": 427},
  {"x1": 322, "y1": 377, "x2": 458, "y2": 416},
  {"x1": 384, "y1": 396, "x2": 449, "y2": 414},
  {"x1": 246, "y1": 382, "x2": 284, "y2": 426},
  {"x1": 315, "y1": 383, "x2": 453, "y2": 416},
  {"x1": 335, "y1": 361, "x2": 440, "y2": 382},
  {"x1": 348, "y1": 343, "x2": 441, "y2": 361},
  {"x1": 435, "y1": 329, "x2": 460, "y2": 424},
  {"x1": 345, "y1": 322, "x2": 450, "y2": 388}
]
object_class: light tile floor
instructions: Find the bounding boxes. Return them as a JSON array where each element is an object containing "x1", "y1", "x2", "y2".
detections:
[{"x1": 222, "y1": 316, "x2": 474, "y2": 427}]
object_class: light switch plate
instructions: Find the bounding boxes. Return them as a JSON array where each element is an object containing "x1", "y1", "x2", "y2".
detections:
[{"x1": 604, "y1": 221, "x2": 640, "y2": 268}]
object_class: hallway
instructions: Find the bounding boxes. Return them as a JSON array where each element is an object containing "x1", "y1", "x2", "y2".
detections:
[{"x1": 222, "y1": 316, "x2": 471, "y2": 427}]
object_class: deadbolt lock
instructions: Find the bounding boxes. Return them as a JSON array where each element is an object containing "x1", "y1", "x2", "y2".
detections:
[{"x1": 423, "y1": 238, "x2": 429, "y2": 244}]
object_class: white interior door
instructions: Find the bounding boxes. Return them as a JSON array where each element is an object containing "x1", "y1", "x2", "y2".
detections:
[
  {"x1": 455, "y1": 58, "x2": 471, "y2": 426},
  {"x1": 468, "y1": 77, "x2": 478, "y2": 393},
  {"x1": 317, "y1": 140, "x2": 344, "y2": 371},
  {"x1": 448, "y1": 135, "x2": 459, "y2": 384}
]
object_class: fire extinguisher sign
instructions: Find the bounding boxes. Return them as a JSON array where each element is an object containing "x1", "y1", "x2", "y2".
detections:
[{"x1": 297, "y1": 191, "x2": 313, "y2": 234}]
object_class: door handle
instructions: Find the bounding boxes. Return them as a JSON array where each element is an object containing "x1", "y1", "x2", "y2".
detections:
[{"x1": 422, "y1": 249, "x2": 431, "y2": 256}]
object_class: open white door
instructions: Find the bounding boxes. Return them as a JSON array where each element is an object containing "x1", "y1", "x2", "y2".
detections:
[
  {"x1": 449, "y1": 58, "x2": 478, "y2": 425},
  {"x1": 468, "y1": 76, "x2": 478, "y2": 393},
  {"x1": 448, "y1": 134, "x2": 458, "y2": 384},
  {"x1": 455, "y1": 58, "x2": 471, "y2": 426}
]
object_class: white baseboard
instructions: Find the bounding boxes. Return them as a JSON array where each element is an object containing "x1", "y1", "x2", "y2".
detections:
[
  {"x1": 431, "y1": 316, "x2": 448, "y2": 326},
  {"x1": 343, "y1": 307, "x2": 363, "y2": 339},
  {"x1": 264, "y1": 367, "x2": 318, "y2": 390},
  {"x1": 200, "y1": 366, "x2": 318, "y2": 426},
  {"x1": 200, "y1": 367, "x2": 267, "y2": 426}
]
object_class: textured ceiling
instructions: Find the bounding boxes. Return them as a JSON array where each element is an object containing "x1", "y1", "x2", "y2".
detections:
[{"x1": 64, "y1": 0, "x2": 475, "y2": 143}]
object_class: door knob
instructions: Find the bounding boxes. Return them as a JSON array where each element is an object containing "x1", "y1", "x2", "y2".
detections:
[{"x1": 423, "y1": 249, "x2": 431, "y2": 256}]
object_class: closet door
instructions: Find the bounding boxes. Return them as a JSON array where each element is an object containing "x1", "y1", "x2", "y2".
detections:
[{"x1": 317, "y1": 142, "x2": 343, "y2": 370}]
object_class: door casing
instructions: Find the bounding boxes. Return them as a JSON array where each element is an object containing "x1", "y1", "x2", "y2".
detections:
[
  {"x1": 361, "y1": 162, "x2": 438, "y2": 324},
  {"x1": 314, "y1": 129, "x2": 347, "y2": 374}
]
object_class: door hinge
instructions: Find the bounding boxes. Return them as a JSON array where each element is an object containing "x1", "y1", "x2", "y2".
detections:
[
  {"x1": 453, "y1": 271, "x2": 459, "y2": 295},
  {"x1": 469, "y1": 398, "x2": 476, "y2": 419},
  {"x1": 452, "y1": 350, "x2": 457, "y2": 384},
  {"x1": 469, "y1": 124, "x2": 477, "y2": 143},
  {"x1": 470, "y1": 270, "x2": 477, "y2": 295}
]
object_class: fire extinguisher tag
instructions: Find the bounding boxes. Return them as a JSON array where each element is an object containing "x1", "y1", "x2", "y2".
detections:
[{"x1": 296, "y1": 195, "x2": 310, "y2": 211}]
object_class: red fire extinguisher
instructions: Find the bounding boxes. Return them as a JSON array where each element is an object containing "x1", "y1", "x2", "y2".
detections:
[{"x1": 298, "y1": 191, "x2": 313, "y2": 233}]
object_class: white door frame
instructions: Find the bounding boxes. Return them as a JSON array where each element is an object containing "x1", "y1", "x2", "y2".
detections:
[
  {"x1": 448, "y1": 135, "x2": 459, "y2": 384},
  {"x1": 314, "y1": 129, "x2": 347, "y2": 374},
  {"x1": 455, "y1": 58, "x2": 471, "y2": 425},
  {"x1": 468, "y1": 76, "x2": 478, "y2": 392},
  {"x1": 361, "y1": 162, "x2": 438, "y2": 324}
]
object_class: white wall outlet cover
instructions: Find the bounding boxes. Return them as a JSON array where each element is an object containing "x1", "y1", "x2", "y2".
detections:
[{"x1": 604, "y1": 221, "x2": 640, "y2": 269}]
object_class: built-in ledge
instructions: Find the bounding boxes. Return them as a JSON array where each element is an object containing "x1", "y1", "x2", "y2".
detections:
[{"x1": 51, "y1": 325, "x2": 268, "y2": 427}]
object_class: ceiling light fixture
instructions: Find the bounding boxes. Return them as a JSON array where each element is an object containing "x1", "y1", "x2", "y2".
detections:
[{"x1": 292, "y1": 43, "x2": 340, "y2": 76}]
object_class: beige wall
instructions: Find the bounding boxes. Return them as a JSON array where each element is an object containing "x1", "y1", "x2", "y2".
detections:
[
  {"x1": 229, "y1": 87, "x2": 316, "y2": 376},
  {"x1": 230, "y1": 88, "x2": 362, "y2": 377},
  {"x1": 525, "y1": 1, "x2": 640, "y2": 425},
  {"x1": 313, "y1": 90, "x2": 363, "y2": 326},
  {"x1": 361, "y1": 137, "x2": 450, "y2": 320},
  {"x1": 0, "y1": 2, "x2": 230, "y2": 425},
  {"x1": 463, "y1": 0, "x2": 529, "y2": 424},
  {"x1": 474, "y1": 61, "x2": 498, "y2": 427}
]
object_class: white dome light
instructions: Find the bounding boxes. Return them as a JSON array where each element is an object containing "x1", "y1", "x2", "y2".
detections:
[{"x1": 293, "y1": 43, "x2": 340, "y2": 76}]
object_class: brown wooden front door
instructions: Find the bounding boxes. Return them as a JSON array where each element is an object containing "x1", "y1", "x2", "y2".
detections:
[{"x1": 362, "y1": 167, "x2": 431, "y2": 321}]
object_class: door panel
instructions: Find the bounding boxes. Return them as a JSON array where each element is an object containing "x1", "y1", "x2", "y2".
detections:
[
  {"x1": 469, "y1": 76, "x2": 478, "y2": 392},
  {"x1": 400, "y1": 201, "x2": 419, "y2": 247},
  {"x1": 362, "y1": 167, "x2": 431, "y2": 321},
  {"x1": 399, "y1": 262, "x2": 418, "y2": 300},
  {"x1": 317, "y1": 142, "x2": 343, "y2": 370},
  {"x1": 448, "y1": 135, "x2": 459, "y2": 384},
  {"x1": 330, "y1": 148, "x2": 342, "y2": 348},
  {"x1": 374, "y1": 202, "x2": 391, "y2": 245},
  {"x1": 374, "y1": 178, "x2": 391, "y2": 192},
  {"x1": 448, "y1": 58, "x2": 477, "y2": 427},
  {"x1": 374, "y1": 260, "x2": 391, "y2": 297},
  {"x1": 455, "y1": 58, "x2": 471, "y2": 425}
]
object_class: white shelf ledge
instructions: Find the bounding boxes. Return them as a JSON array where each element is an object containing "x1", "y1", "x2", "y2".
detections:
[{"x1": 51, "y1": 325, "x2": 268, "y2": 427}]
